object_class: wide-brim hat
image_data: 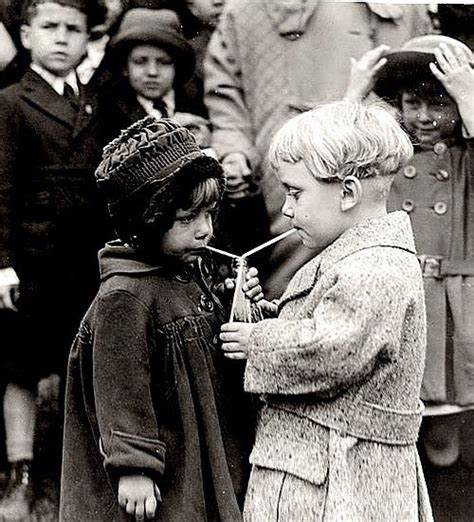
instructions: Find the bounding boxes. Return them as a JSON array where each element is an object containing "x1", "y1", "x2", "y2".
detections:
[
  {"x1": 110, "y1": 8, "x2": 195, "y2": 83},
  {"x1": 374, "y1": 35, "x2": 473, "y2": 101}
]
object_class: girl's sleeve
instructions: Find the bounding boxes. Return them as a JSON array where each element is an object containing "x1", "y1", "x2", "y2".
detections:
[
  {"x1": 93, "y1": 290, "x2": 165, "y2": 481},
  {"x1": 244, "y1": 263, "x2": 411, "y2": 397}
]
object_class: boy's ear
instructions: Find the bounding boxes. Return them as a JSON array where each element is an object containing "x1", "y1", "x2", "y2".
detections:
[
  {"x1": 20, "y1": 24, "x2": 32, "y2": 51},
  {"x1": 340, "y1": 175, "x2": 362, "y2": 212}
]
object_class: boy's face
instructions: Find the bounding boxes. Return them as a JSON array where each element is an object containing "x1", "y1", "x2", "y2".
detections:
[
  {"x1": 126, "y1": 45, "x2": 175, "y2": 101},
  {"x1": 278, "y1": 161, "x2": 346, "y2": 251},
  {"x1": 401, "y1": 91, "x2": 460, "y2": 146},
  {"x1": 185, "y1": 0, "x2": 225, "y2": 27},
  {"x1": 21, "y1": 2, "x2": 88, "y2": 77},
  {"x1": 160, "y1": 205, "x2": 214, "y2": 263}
]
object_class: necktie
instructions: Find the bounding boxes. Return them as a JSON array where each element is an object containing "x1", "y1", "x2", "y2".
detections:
[
  {"x1": 63, "y1": 82, "x2": 79, "y2": 111},
  {"x1": 153, "y1": 99, "x2": 168, "y2": 118}
]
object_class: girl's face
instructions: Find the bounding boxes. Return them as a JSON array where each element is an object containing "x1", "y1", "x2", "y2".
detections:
[
  {"x1": 160, "y1": 205, "x2": 215, "y2": 263},
  {"x1": 125, "y1": 45, "x2": 175, "y2": 101},
  {"x1": 401, "y1": 90, "x2": 460, "y2": 146},
  {"x1": 185, "y1": 0, "x2": 225, "y2": 27}
]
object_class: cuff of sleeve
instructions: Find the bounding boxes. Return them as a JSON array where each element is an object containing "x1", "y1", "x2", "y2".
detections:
[
  {"x1": 0, "y1": 267, "x2": 19, "y2": 286},
  {"x1": 102, "y1": 430, "x2": 166, "y2": 481}
]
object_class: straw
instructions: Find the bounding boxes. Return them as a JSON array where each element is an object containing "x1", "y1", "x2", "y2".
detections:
[
  {"x1": 205, "y1": 245, "x2": 240, "y2": 259},
  {"x1": 241, "y1": 228, "x2": 296, "y2": 258}
]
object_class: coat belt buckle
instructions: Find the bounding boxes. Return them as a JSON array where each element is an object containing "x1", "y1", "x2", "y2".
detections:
[{"x1": 418, "y1": 255, "x2": 443, "y2": 278}]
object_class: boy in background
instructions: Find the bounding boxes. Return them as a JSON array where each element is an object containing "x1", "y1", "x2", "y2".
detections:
[
  {"x1": 221, "y1": 101, "x2": 433, "y2": 520},
  {"x1": 0, "y1": 0, "x2": 108, "y2": 517}
]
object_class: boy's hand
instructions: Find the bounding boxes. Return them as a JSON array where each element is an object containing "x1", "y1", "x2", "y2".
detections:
[
  {"x1": 345, "y1": 45, "x2": 390, "y2": 101},
  {"x1": 224, "y1": 266, "x2": 264, "y2": 303},
  {"x1": 118, "y1": 475, "x2": 161, "y2": 521},
  {"x1": 430, "y1": 43, "x2": 474, "y2": 135},
  {"x1": 222, "y1": 152, "x2": 252, "y2": 199},
  {"x1": 220, "y1": 322, "x2": 254, "y2": 360}
]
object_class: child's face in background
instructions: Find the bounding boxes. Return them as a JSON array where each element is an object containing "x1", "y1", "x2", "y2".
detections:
[
  {"x1": 21, "y1": 2, "x2": 88, "y2": 77},
  {"x1": 185, "y1": 0, "x2": 225, "y2": 27},
  {"x1": 401, "y1": 90, "x2": 460, "y2": 146},
  {"x1": 125, "y1": 45, "x2": 175, "y2": 101},
  {"x1": 279, "y1": 161, "x2": 346, "y2": 251},
  {"x1": 160, "y1": 206, "x2": 214, "y2": 263}
]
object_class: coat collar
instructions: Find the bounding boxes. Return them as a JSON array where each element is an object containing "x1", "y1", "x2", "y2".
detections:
[
  {"x1": 20, "y1": 68, "x2": 98, "y2": 135},
  {"x1": 280, "y1": 211, "x2": 416, "y2": 306}
]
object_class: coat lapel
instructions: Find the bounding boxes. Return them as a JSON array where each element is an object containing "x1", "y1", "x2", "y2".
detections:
[
  {"x1": 72, "y1": 83, "x2": 99, "y2": 138},
  {"x1": 20, "y1": 69, "x2": 76, "y2": 129}
]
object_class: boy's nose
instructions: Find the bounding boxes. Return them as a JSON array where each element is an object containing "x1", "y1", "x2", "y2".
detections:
[
  {"x1": 146, "y1": 61, "x2": 160, "y2": 76},
  {"x1": 54, "y1": 26, "x2": 68, "y2": 43},
  {"x1": 282, "y1": 198, "x2": 294, "y2": 219}
]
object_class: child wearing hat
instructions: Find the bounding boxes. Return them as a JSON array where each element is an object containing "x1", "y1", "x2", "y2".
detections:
[
  {"x1": 60, "y1": 117, "x2": 260, "y2": 521},
  {"x1": 219, "y1": 100, "x2": 433, "y2": 520},
  {"x1": 0, "y1": 0, "x2": 109, "y2": 517},
  {"x1": 346, "y1": 35, "x2": 474, "y2": 469},
  {"x1": 103, "y1": 8, "x2": 207, "y2": 143}
]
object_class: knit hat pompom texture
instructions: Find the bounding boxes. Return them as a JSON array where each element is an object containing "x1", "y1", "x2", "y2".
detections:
[{"x1": 96, "y1": 116, "x2": 205, "y2": 213}]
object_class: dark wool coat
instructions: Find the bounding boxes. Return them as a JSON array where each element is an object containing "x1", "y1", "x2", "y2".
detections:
[
  {"x1": 243, "y1": 212, "x2": 433, "y2": 521},
  {"x1": 0, "y1": 69, "x2": 110, "y2": 379},
  {"x1": 60, "y1": 242, "x2": 252, "y2": 521},
  {"x1": 388, "y1": 138, "x2": 474, "y2": 406}
]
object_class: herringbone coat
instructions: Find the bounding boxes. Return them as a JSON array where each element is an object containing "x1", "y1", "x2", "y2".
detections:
[{"x1": 243, "y1": 212, "x2": 433, "y2": 521}]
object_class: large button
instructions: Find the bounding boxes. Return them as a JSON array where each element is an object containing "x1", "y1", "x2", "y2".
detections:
[
  {"x1": 434, "y1": 202, "x2": 447, "y2": 215},
  {"x1": 403, "y1": 165, "x2": 417, "y2": 179},
  {"x1": 402, "y1": 199, "x2": 415, "y2": 213},
  {"x1": 436, "y1": 169, "x2": 450, "y2": 181},
  {"x1": 434, "y1": 142, "x2": 447, "y2": 155},
  {"x1": 199, "y1": 294, "x2": 214, "y2": 312}
]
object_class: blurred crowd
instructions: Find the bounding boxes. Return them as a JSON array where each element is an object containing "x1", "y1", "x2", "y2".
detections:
[{"x1": 0, "y1": 0, "x2": 472, "y2": 520}]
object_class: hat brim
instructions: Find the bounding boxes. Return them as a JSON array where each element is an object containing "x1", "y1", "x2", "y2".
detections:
[
  {"x1": 373, "y1": 51, "x2": 438, "y2": 101},
  {"x1": 111, "y1": 32, "x2": 195, "y2": 83}
]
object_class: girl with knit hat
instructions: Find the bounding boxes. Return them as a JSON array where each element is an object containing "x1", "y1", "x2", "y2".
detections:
[
  {"x1": 60, "y1": 117, "x2": 261, "y2": 521},
  {"x1": 345, "y1": 36, "x2": 474, "y2": 473}
]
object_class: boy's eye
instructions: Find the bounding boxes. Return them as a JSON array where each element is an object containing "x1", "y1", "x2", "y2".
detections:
[{"x1": 287, "y1": 188, "x2": 301, "y2": 200}]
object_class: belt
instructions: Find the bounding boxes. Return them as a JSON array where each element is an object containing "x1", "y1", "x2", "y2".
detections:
[{"x1": 417, "y1": 255, "x2": 474, "y2": 278}]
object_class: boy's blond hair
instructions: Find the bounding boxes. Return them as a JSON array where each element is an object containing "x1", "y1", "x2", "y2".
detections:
[{"x1": 269, "y1": 100, "x2": 413, "y2": 183}]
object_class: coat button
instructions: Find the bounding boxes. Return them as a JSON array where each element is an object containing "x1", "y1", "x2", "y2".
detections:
[
  {"x1": 433, "y1": 142, "x2": 447, "y2": 155},
  {"x1": 402, "y1": 199, "x2": 415, "y2": 213},
  {"x1": 199, "y1": 294, "x2": 214, "y2": 312},
  {"x1": 403, "y1": 165, "x2": 417, "y2": 179},
  {"x1": 436, "y1": 169, "x2": 449, "y2": 181},
  {"x1": 433, "y1": 202, "x2": 447, "y2": 215}
]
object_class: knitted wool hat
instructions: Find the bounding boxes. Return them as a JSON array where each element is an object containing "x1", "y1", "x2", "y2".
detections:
[
  {"x1": 374, "y1": 35, "x2": 473, "y2": 101},
  {"x1": 95, "y1": 116, "x2": 222, "y2": 216},
  {"x1": 110, "y1": 8, "x2": 195, "y2": 83}
]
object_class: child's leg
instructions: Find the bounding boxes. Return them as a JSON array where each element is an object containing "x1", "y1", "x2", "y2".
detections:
[{"x1": 0, "y1": 382, "x2": 36, "y2": 518}]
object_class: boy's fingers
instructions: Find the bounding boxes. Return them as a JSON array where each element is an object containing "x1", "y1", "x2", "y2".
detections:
[
  {"x1": 221, "y1": 322, "x2": 241, "y2": 332},
  {"x1": 434, "y1": 47, "x2": 451, "y2": 72},
  {"x1": 221, "y1": 341, "x2": 241, "y2": 352},
  {"x1": 224, "y1": 352, "x2": 247, "y2": 360},
  {"x1": 373, "y1": 57, "x2": 387, "y2": 72},
  {"x1": 440, "y1": 43, "x2": 457, "y2": 66},
  {"x1": 246, "y1": 266, "x2": 258, "y2": 278},
  {"x1": 145, "y1": 496, "x2": 157, "y2": 519},
  {"x1": 125, "y1": 500, "x2": 136, "y2": 515}
]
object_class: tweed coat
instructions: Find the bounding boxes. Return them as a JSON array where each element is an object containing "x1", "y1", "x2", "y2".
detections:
[
  {"x1": 204, "y1": 0, "x2": 431, "y2": 298},
  {"x1": 388, "y1": 139, "x2": 474, "y2": 407},
  {"x1": 243, "y1": 212, "x2": 433, "y2": 521}
]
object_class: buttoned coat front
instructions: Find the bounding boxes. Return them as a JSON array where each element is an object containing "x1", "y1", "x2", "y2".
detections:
[
  {"x1": 388, "y1": 139, "x2": 474, "y2": 406},
  {"x1": 243, "y1": 212, "x2": 433, "y2": 521}
]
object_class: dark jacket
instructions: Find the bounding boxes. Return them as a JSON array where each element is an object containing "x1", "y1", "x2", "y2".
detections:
[
  {"x1": 60, "y1": 242, "x2": 251, "y2": 521},
  {"x1": 0, "y1": 68, "x2": 109, "y2": 275}
]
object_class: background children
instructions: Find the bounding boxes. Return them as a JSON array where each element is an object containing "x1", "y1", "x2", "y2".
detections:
[
  {"x1": 347, "y1": 35, "x2": 474, "y2": 473},
  {"x1": 61, "y1": 117, "x2": 260, "y2": 521},
  {"x1": 0, "y1": 0, "x2": 109, "y2": 517},
  {"x1": 103, "y1": 8, "x2": 197, "y2": 142},
  {"x1": 220, "y1": 101, "x2": 432, "y2": 520}
]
